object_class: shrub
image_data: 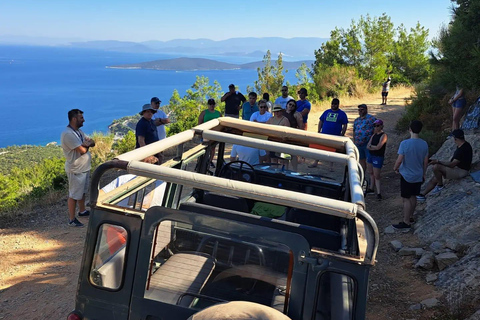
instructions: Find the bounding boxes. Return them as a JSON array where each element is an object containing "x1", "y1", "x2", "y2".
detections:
[{"x1": 113, "y1": 130, "x2": 136, "y2": 155}]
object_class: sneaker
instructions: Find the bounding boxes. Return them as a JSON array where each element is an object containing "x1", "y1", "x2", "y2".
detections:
[
  {"x1": 392, "y1": 221, "x2": 411, "y2": 232},
  {"x1": 78, "y1": 210, "x2": 90, "y2": 217},
  {"x1": 430, "y1": 185, "x2": 444, "y2": 195},
  {"x1": 376, "y1": 194, "x2": 382, "y2": 200},
  {"x1": 210, "y1": 162, "x2": 215, "y2": 168},
  {"x1": 68, "y1": 218, "x2": 84, "y2": 228},
  {"x1": 416, "y1": 194, "x2": 426, "y2": 202}
]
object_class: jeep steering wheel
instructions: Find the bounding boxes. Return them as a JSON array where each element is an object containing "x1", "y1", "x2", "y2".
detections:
[{"x1": 219, "y1": 161, "x2": 257, "y2": 183}]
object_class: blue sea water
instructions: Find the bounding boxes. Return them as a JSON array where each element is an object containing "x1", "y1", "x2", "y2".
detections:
[{"x1": 0, "y1": 45, "x2": 297, "y2": 148}]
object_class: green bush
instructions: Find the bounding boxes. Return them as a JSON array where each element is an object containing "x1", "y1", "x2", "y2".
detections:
[{"x1": 113, "y1": 130, "x2": 136, "y2": 155}]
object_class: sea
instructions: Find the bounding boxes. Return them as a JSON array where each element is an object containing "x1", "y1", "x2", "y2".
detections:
[{"x1": 0, "y1": 45, "x2": 299, "y2": 148}]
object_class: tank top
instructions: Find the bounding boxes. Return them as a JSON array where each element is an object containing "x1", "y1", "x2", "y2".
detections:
[
  {"x1": 203, "y1": 110, "x2": 221, "y2": 123},
  {"x1": 369, "y1": 132, "x2": 386, "y2": 157},
  {"x1": 284, "y1": 111, "x2": 301, "y2": 128}
]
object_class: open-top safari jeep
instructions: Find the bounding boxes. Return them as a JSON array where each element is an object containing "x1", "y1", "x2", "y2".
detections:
[{"x1": 68, "y1": 117, "x2": 378, "y2": 320}]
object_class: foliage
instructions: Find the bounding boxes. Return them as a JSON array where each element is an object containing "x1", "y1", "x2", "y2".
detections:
[
  {"x1": 294, "y1": 63, "x2": 319, "y2": 102},
  {"x1": 113, "y1": 130, "x2": 136, "y2": 155},
  {"x1": 0, "y1": 145, "x2": 63, "y2": 175},
  {"x1": 252, "y1": 50, "x2": 287, "y2": 99},
  {"x1": 89, "y1": 132, "x2": 115, "y2": 169}
]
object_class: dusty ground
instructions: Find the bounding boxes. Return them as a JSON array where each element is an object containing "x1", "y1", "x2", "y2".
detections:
[{"x1": 0, "y1": 89, "x2": 446, "y2": 320}]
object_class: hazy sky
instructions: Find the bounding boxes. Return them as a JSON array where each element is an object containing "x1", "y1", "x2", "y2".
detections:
[{"x1": 0, "y1": 0, "x2": 454, "y2": 42}]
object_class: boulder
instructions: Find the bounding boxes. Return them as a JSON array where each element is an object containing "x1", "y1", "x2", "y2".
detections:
[
  {"x1": 415, "y1": 252, "x2": 435, "y2": 270},
  {"x1": 435, "y1": 252, "x2": 459, "y2": 271}
]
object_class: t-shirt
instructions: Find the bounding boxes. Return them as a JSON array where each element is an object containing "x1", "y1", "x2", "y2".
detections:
[
  {"x1": 224, "y1": 91, "x2": 246, "y2": 115},
  {"x1": 135, "y1": 117, "x2": 159, "y2": 148},
  {"x1": 61, "y1": 126, "x2": 91, "y2": 173},
  {"x1": 242, "y1": 102, "x2": 259, "y2": 120},
  {"x1": 319, "y1": 109, "x2": 348, "y2": 136},
  {"x1": 203, "y1": 109, "x2": 221, "y2": 123},
  {"x1": 152, "y1": 109, "x2": 168, "y2": 140},
  {"x1": 296, "y1": 99, "x2": 311, "y2": 123},
  {"x1": 382, "y1": 80, "x2": 391, "y2": 92},
  {"x1": 451, "y1": 141, "x2": 473, "y2": 171},
  {"x1": 274, "y1": 96, "x2": 294, "y2": 109},
  {"x1": 250, "y1": 111, "x2": 272, "y2": 123},
  {"x1": 353, "y1": 114, "x2": 376, "y2": 146},
  {"x1": 398, "y1": 138, "x2": 428, "y2": 183},
  {"x1": 230, "y1": 145, "x2": 266, "y2": 165}
]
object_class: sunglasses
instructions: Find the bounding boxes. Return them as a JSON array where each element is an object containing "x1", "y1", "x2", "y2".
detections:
[
  {"x1": 259, "y1": 105, "x2": 267, "y2": 108},
  {"x1": 374, "y1": 124, "x2": 382, "y2": 127}
]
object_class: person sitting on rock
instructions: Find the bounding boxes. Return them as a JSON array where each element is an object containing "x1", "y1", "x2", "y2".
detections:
[{"x1": 417, "y1": 129, "x2": 472, "y2": 201}]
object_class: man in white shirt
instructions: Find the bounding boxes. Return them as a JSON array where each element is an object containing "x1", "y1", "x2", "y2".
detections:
[
  {"x1": 230, "y1": 145, "x2": 267, "y2": 166},
  {"x1": 60, "y1": 109, "x2": 96, "y2": 227},
  {"x1": 151, "y1": 97, "x2": 170, "y2": 164},
  {"x1": 274, "y1": 86, "x2": 294, "y2": 109}
]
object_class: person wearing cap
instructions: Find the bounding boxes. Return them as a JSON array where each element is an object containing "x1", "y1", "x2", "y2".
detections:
[
  {"x1": 198, "y1": 99, "x2": 221, "y2": 125},
  {"x1": 150, "y1": 97, "x2": 170, "y2": 141},
  {"x1": 136, "y1": 104, "x2": 159, "y2": 149},
  {"x1": 417, "y1": 129, "x2": 472, "y2": 201},
  {"x1": 381, "y1": 77, "x2": 391, "y2": 105},
  {"x1": 392, "y1": 120, "x2": 429, "y2": 231},
  {"x1": 308, "y1": 98, "x2": 348, "y2": 168},
  {"x1": 221, "y1": 84, "x2": 246, "y2": 118},
  {"x1": 366, "y1": 119, "x2": 388, "y2": 200},
  {"x1": 241, "y1": 92, "x2": 259, "y2": 120},
  {"x1": 296, "y1": 88, "x2": 311, "y2": 130},
  {"x1": 61, "y1": 109, "x2": 96, "y2": 227},
  {"x1": 274, "y1": 86, "x2": 294, "y2": 110},
  {"x1": 250, "y1": 99, "x2": 272, "y2": 123},
  {"x1": 353, "y1": 104, "x2": 376, "y2": 176},
  {"x1": 267, "y1": 104, "x2": 290, "y2": 163}
]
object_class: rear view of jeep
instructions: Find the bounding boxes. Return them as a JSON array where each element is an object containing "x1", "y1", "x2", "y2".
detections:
[{"x1": 68, "y1": 118, "x2": 378, "y2": 320}]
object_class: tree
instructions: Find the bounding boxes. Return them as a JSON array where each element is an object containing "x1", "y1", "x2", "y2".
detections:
[
  {"x1": 253, "y1": 50, "x2": 286, "y2": 98},
  {"x1": 295, "y1": 63, "x2": 318, "y2": 102}
]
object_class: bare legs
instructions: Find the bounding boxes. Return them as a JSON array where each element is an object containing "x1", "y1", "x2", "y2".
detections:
[
  {"x1": 68, "y1": 194, "x2": 86, "y2": 221},
  {"x1": 452, "y1": 107, "x2": 463, "y2": 131},
  {"x1": 421, "y1": 164, "x2": 446, "y2": 196},
  {"x1": 367, "y1": 164, "x2": 382, "y2": 195},
  {"x1": 403, "y1": 196, "x2": 417, "y2": 225}
]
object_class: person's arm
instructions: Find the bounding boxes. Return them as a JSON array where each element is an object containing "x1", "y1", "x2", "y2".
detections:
[
  {"x1": 430, "y1": 158, "x2": 460, "y2": 168},
  {"x1": 280, "y1": 117, "x2": 290, "y2": 127},
  {"x1": 220, "y1": 92, "x2": 231, "y2": 102},
  {"x1": 137, "y1": 136, "x2": 146, "y2": 147},
  {"x1": 295, "y1": 112, "x2": 305, "y2": 130},
  {"x1": 341, "y1": 123, "x2": 347, "y2": 136},
  {"x1": 368, "y1": 133, "x2": 388, "y2": 150},
  {"x1": 423, "y1": 154, "x2": 429, "y2": 181},
  {"x1": 393, "y1": 154, "x2": 404, "y2": 174},
  {"x1": 300, "y1": 105, "x2": 310, "y2": 117},
  {"x1": 366, "y1": 135, "x2": 375, "y2": 150},
  {"x1": 198, "y1": 110, "x2": 205, "y2": 125},
  {"x1": 230, "y1": 156, "x2": 237, "y2": 162},
  {"x1": 318, "y1": 119, "x2": 323, "y2": 133}
]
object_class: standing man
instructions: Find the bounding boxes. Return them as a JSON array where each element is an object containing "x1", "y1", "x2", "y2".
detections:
[
  {"x1": 353, "y1": 104, "x2": 376, "y2": 186},
  {"x1": 296, "y1": 88, "x2": 311, "y2": 130},
  {"x1": 381, "y1": 77, "x2": 391, "y2": 105},
  {"x1": 136, "y1": 104, "x2": 160, "y2": 163},
  {"x1": 392, "y1": 120, "x2": 429, "y2": 231},
  {"x1": 309, "y1": 98, "x2": 348, "y2": 168},
  {"x1": 275, "y1": 86, "x2": 294, "y2": 110},
  {"x1": 61, "y1": 109, "x2": 96, "y2": 227},
  {"x1": 221, "y1": 84, "x2": 246, "y2": 118},
  {"x1": 151, "y1": 97, "x2": 170, "y2": 164},
  {"x1": 242, "y1": 92, "x2": 259, "y2": 120}
]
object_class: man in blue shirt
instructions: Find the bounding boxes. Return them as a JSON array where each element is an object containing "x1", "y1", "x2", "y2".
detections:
[
  {"x1": 392, "y1": 120, "x2": 429, "y2": 231},
  {"x1": 241, "y1": 92, "x2": 259, "y2": 120},
  {"x1": 296, "y1": 88, "x2": 311, "y2": 130},
  {"x1": 309, "y1": 98, "x2": 348, "y2": 168}
]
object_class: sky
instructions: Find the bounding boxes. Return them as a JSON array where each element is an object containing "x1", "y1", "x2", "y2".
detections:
[{"x1": 0, "y1": 0, "x2": 455, "y2": 43}]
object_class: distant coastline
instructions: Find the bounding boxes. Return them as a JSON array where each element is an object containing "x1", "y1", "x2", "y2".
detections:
[{"x1": 108, "y1": 57, "x2": 314, "y2": 72}]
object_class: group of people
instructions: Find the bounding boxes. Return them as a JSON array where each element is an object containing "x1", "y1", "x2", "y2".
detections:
[{"x1": 60, "y1": 83, "x2": 472, "y2": 232}]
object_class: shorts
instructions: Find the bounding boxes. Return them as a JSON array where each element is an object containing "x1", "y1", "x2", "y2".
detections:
[
  {"x1": 382, "y1": 91, "x2": 389, "y2": 97},
  {"x1": 357, "y1": 144, "x2": 369, "y2": 160},
  {"x1": 400, "y1": 175, "x2": 422, "y2": 198},
  {"x1": 453, "y1": 97, "x2": 466, "y2": 109},
  {"x1": 445, "y1": 166, "x2": 469, "y2": 179},
  {"x1": 367, "y1": 155, "x2": 384, "y2": 168},
  {"x1": 225, "y1": 113, "x2": 239, "y2": 118},
  {"x1": 68, "y1": 171, "x2": 89, "y2": 200}
]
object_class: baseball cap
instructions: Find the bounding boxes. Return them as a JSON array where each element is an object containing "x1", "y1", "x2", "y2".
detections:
[
  {"x1": 151, "y1": 97, "x2": 161, "y2": 103},
  {"x1": 374, "y1": 119, "x2": 383, "y2": 126},
  {"x1": 451, "y1": 129, "x2": 465, "y2": 139},
  {"x1": 358, "y1": 104, "x2": 367, "y2": 109},
  {"x1": 297, "y1": 88, "x2": 308, "y2": 95}
]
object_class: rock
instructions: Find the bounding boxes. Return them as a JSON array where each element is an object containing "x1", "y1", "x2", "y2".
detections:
[
  {"x1": 399, "y1": 247, "x2": 424, "y2": 257},
  {"x1": 426, "y1": 273, "x2": 438, "y2": 283},
  {"x1": 466, "y1": 309, "x2": 480, "y2": 320},
  {"x1": 420, "y1": 297, "x2": 440, "y2": 308},
  {"x1": 435, "y1": 252, "x2": 459, "y2": 271},
  {"x1": 445, "y1": 238, "x2": 466, "y2": 253},
  {"x1": 415, "y1": 252, "x2": 435, "y2": 270},
  {"x1": 390, "y1": 240, "x2": 403, "y2": 252},
  {"x1": 430, "y1": 241, "x2": 445, "y2": 253},
  {"x1": 409, "y1": 303, "x2": 422, "y2": 311},
  {"x1": 384, "y1": 225, "x2": 395, "y2": 234}
]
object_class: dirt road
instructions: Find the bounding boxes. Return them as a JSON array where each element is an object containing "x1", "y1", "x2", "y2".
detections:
[{"x1": 0, "y1": 89, "x2": 443, "y2": 319}]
